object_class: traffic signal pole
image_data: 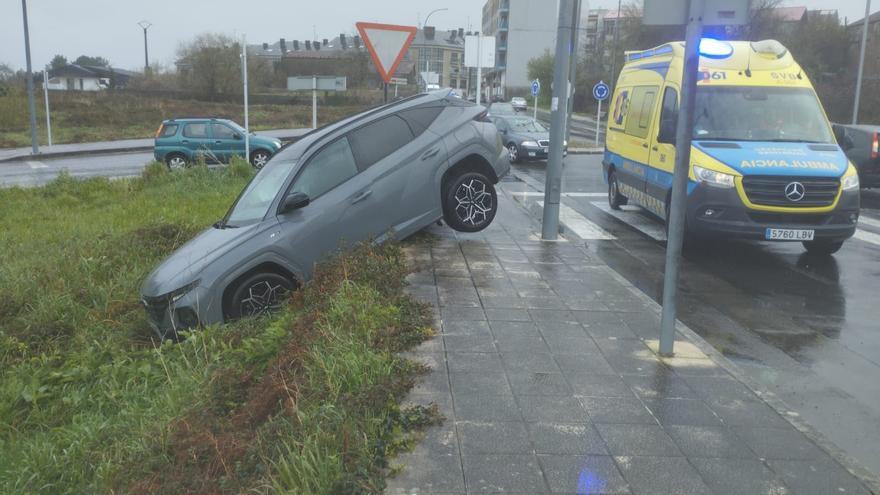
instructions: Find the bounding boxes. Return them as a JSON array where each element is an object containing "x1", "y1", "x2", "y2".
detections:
[
  {"x1": 541, "y1": 0, "x2": 576, "y2": 240},
  {"x1": 659, "y1": 0, "x2": 704, "y2": 356}
]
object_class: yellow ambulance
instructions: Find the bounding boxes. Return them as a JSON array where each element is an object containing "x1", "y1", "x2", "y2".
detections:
[{"x1": 603, "y1": 39, "x2": 860, "y2": 255}]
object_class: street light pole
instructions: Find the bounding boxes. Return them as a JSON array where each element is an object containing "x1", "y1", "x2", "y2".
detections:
[
  {"x1": 852, "y1": 0, "x2": 871, "y2": 124},
  {"x1": 608, "y1": 0, "x2": 623, "y2": 89},
  {"x1": 21, "y1": 0, "x2": 39, "y2": 155},
  {"x1": 138, "y1": 21, "x2": 152, "y2": 75},
  {"x1": 422, "y1": 8, "x2": 448, "y2": 91}
]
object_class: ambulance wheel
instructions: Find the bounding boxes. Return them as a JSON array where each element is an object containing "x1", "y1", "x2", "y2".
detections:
[
  {"x1": 802, "y1": 240, "x2": 843, "y2": 256},
  {"x1": 608, "y1": 170, "x2": 627, "y2": 210}
]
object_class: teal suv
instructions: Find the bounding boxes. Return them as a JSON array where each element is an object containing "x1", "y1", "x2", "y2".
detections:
[{"x1": 154, "y1": 118, "x2": 282, "y2": 169}]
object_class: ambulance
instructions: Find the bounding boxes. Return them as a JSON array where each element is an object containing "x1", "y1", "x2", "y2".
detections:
[{"x1": 603, "y1": 39, "x2": 860, "y2": 255}]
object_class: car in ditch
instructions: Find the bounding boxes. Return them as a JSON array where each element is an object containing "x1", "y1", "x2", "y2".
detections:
[{"x1": 141, "y1": 90, "x2": 508, "y2": 338}]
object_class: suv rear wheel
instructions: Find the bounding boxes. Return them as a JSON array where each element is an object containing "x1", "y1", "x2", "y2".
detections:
[
  {"x1": 443, "y1": 172, "x2": 498, "y2": 232},
  {"x1": 165, "y1": 153, "x2": 188, "y2": 170},
  {"x1": 250, "y1": 149, "x2": 271, "y2": 169}
]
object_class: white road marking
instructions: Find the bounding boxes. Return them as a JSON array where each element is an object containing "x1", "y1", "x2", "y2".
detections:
[
  {"x1": 590, "y1": 201, "x2": 668, "y2": 241},
  {"x1": 853, "y1": 229, "x2": 880, "y2": 247},
  {"x1": 26, "y1": 160, "x2": 48, "y2": 169},
  {"x1": 857, "y1": 215, "x2": 880, "y2": 230},
  {"x1": 514, "y1": 191, "x2": 606, "y2": 198},
  {"x1": 537, "y1": 201, "x2": 616, "y2": 240}
]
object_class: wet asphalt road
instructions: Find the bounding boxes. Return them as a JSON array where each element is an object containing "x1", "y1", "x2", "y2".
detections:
[
  {"x1": 0, "y1": 151, "x2": 155, "y2": 187},
  {"x1": 512, "y1": 154, "x2": 880, "y2": 476}
]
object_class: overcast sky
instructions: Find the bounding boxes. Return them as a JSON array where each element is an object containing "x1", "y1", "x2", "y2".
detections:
[{"x1": 1, "y1": 0, "x2": 876, "y2": 72}]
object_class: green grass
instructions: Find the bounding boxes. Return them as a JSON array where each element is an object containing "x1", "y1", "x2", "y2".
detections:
[
  {"x1": 0, "y1": 164, "x2": 437, "y2": 494},
  {"x1": 0, "y1": 90, "x2": 366, "y2": 148}
]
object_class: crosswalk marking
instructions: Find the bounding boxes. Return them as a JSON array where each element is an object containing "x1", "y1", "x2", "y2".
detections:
[
  {"x1": 26, "y1": 160, "x2": 47, "y2": 169},
  {"x1": 537, "y1": 201, "x2": 616, "y2": 240},
  {"x1": 854, "y1": 229, "x2": 880, "y2": 247},
  {"x1": 590, "y1": 201, "x2": 668, "y2": 241},
  {"x1": 514, "y1": 191, "x2": 606, "y2": 198},
  {"x1": 858, "y1": 216, "x2": 880, "y2": 230}
]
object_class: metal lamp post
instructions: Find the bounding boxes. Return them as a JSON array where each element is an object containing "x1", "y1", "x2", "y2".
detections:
[
  {"x1": 852, "y1": 0, "x2": 872, "y2": 125},
  {"x1": 422, "y1": 8, "x2": 448, "y2": 91},
  {"x1": 21, "y1": 0, "x2": 39, "y2": 155},
  {"x1": 138, "y1": 21, "x2": 152, "y2": 74}
]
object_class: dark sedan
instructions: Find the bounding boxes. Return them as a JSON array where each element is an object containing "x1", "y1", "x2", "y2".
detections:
[
  {"x1": 833, "y1": 123, "x2": 879, "y2": 188},
  {"x1": 491, "y1": 115, "x2": 566, "y2": 163}
]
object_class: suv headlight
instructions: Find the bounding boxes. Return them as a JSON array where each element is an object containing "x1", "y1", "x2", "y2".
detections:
[
  {"x1": 693, "y1": 165, "x2": 735, "y2": 188},
  {"x1": 168, "y1": 280, "x2": 200, "y2": 304},
  {"x1": 521, "y1": 140, "x2": 539, "y2": 147},
  {"x1": 842, "y1": 173, "x2": 859, "y2": 190}
]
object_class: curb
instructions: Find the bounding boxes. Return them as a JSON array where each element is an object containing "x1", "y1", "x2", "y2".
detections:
[
  {"x1": 0, "y1": 133, "x2": 306, "y2": 164},
  {"x1": 508, "y1": 171, "x2": 880, "y2": 494},
  {"x1": 568, "y1": 147, "x2": 604, "y2": 155}
]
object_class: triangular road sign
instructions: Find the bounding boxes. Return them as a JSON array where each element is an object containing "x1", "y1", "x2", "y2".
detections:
[{"x1": 356, "y1": 22, "x2": 417, "y2": 84}]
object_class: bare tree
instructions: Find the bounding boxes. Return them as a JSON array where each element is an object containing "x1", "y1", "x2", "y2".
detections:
[{"x1": 176, "y1": 33, "x2": 273, "y2": 101}]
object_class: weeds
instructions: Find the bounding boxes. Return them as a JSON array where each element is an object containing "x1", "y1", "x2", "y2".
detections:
[{"x1": 0, "y1": 168, "x2": 437, "y2": 494}]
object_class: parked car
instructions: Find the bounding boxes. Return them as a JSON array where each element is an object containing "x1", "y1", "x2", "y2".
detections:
[
  {"x1": 141, "y1": 90, "x2": 509, "y2": 338},
  {"x1": 511, "y1": 97, "x2": 528, "y2": 111},
  {"x1": 833, "y1": 123, "x2": 879, "y2": 188},
  {"x1": 491, "y1": 115, "x2": 567, "y2": 163},
  {"x1": 154, "y1": 118, "x2": 282, "y2": 169}
]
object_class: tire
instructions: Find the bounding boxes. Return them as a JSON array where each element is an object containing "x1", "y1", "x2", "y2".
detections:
[
  {"x1": 442, "y1": 172, "x2": 498, "y2": 233},
  {"x1": 227, "y1": 272, "x2": 294, "y2": 320},
  {"x1": 802, "y1": 240, "x2": 844, "y2": 255},
  {"x1": 250, "y1": 149, "x2": 271, "y2": 169},
  {"x1": 507, "y1": 143, "x2": 520, "y2": 164},
  {"x1": 165, "y1": 153, "x2": 188, "y2": 170},
  {"x1": 608, "y1": 170, "x2": 628, "y2": 210}
]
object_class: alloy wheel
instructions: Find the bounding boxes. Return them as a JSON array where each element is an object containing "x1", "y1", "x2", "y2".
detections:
[
  {"x1": 252, "y1": 152, "x2": 269, "y2": 169},
  {"x1": 167, "y1": 156, "x2": 187, "y2": 170},
  {"x1": 453, "y1": 178, "x2": 494, "y2": 228},
  {"x1": 238, "y1": 280, "x2": 289, "y2": 317},
  {"x1": 507, "y1": 144, "x2": 518, "y2": 163}
]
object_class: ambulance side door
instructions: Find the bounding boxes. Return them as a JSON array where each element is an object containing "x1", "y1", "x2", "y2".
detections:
[
  {"x1": 647, "y1": 85, "x2": 680, "y2": 216},
  {"x1": 620, "y1": 86, "x2": 659, "y2": 201}
]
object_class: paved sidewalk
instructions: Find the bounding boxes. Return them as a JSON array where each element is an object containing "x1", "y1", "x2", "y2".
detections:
[
  {"x1": 388, "y1": 188, "x2": 876, "y2": 494},
  {"x1": 0, "y1": 128, "x2": 309, "y2": 163}
]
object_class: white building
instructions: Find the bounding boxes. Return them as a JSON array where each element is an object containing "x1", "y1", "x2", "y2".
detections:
[
  {"x1": 45, "y1": 64, "x2": 132, "y2": 91},
  {"x1": 481, "y1": 0, "x2": 564, "y2": 98}
]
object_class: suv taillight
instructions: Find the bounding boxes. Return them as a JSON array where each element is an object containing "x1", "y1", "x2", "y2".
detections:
[
  {"x1": 155, "y1": 124, "x2": 164, "y2": 138},
  {"x1": 872, "y1": 132, "x2": 879, "y2": 159}
]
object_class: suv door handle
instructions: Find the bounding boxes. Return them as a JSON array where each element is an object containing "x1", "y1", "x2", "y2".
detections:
[
  {"x1": 421, "y1": 147, "x2": 440, "y2": 161},
  {"x1": 351, "y1": 189, "x2": 372, "y2": 204},
  {"x1": 182, "y1": 140, "x2": 189, "y2": 144},
  {"x1": 215, "y1": 140, "x2": 223, "y2": 144}
]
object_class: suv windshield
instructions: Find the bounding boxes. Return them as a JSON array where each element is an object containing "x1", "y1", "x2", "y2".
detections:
[
  {"x1": 693, "y1": 86, "x2": 833, "y2": 143},
  {"x1": 508, "y1": 118, "x2": 547, "y2": 133},
  {"x1": 222, "y1": 160, "x2": 297, "y2": 227}
]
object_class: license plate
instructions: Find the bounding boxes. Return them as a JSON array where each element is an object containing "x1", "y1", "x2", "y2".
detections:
[{"x1": 765, "y1": 228, "x2": 814, "y2": 241}]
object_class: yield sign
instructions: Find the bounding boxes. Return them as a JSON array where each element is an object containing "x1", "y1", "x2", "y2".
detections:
[{"x1": 356, "y1": 22, "x2": 417, "y2": 83}]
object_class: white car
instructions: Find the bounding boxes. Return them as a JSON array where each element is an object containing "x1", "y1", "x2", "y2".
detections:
[{"x1": 511, "y1": 97, "x2": 528, "y2": 111}]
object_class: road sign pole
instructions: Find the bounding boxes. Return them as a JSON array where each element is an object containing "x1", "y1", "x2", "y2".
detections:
[
  {"x1": 595, "y1": 99, "x2": 601, "y2": 147},
  {"x1": 534, "y1": 94, "x2": 538, "y2": 120},
  {"x1": 312, "y1": 76, "x2": 317, "y2": 129},
  {"x1": 541, "y1": 0, "x2": 576, "y2": 240},
  {"x1": 659, "y1": 0, "x2": 704, "y2": 356},
  {"x1": 476, "y1": 35, "x2": 482, "y2": 106},
  {"x1": 21, "y1": 0, "x2": 39, "y2": 155},
  {"x1": 241, "y1": 35, "x2": 249, "y2": 162},
  {"x1": 852, "y1": 0, "x2": 871, "y2": 124},
  {"x1": 43, "y1": 70, "x2": 52, "y2": 147}
]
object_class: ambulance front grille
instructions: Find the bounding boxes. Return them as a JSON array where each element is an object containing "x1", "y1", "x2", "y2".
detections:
[{"x1": 741, "y1": 176, "x2": 839, "y2": 207}]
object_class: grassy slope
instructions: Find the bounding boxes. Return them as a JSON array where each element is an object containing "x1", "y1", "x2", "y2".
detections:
[
  {"x1": 0, "y1": 91, "x2": 366, "y2": 148},
  {"x1": 0, "y1": 163, "x2": 436, "y2": 494}
]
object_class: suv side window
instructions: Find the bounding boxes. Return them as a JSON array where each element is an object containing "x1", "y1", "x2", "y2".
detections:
[
  {"x1": 291, "y1": 137, "x2": 358, "y2": 199},
  {"x1": 657, "y1": 87, "x2": 679, "y2": 143},
  {"x1": 183, "y1": 123, "x2": 209, "y2": 138},
  {"x1": 399, "y1": 106, "x2": 444, "y2": 137},
  {"x1": 160, "y1": 124, "x2": 178, "y2": 137},
  {"x1": 348, "y1": 115, "x2": 415, "y2": 170},
  {"x1": 212, "y1": 123, "x2": 237, "y2": 140},
  {"x1": 625, "y1": 86, "x2": 658, "y2": 139}
]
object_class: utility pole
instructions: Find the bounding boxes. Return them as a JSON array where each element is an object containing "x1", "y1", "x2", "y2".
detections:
[
  {"x1": 659, "y1": 0, "x2": 704, "y2": 356},
  {"x1": 21, "y1": 0, "x2": 39, "y2": 155},
  {"x1": 541, "y1": 0, "x2": 576, "y2": 240},
  {"x1": 852, "y1": 0, "x2": 871, "y2": 124},
  {"x1": 138, "y1": 21, "x2": 152, "y2": 75},
  {"x1": 565, "y1": 0, "x2": 582, "y2": 144},
  {"x1": 608, "y1": 0, "x2": 623, "y2": 89}
]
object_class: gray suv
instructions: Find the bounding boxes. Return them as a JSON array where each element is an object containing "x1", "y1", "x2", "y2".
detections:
[{"x1": 141, "y1": 91, "x2": 508, "y2": 338}]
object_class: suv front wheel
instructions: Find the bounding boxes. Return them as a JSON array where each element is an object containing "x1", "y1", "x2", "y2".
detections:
[{"x1": 442, "y1": 172, "x2": 498, "y2": 232}]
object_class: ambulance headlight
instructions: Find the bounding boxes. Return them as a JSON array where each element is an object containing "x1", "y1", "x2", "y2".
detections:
[
  {"x1": 842, "y1": 174, "x2": 859, "y2": 190},
  {"x1": 693, "y1": 165, "x2": 735, "y2": 188}
]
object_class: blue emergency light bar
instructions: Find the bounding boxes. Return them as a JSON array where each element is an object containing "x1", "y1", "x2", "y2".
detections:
[{"x1": 699, "y1": 38, "x2": 734, "y2": 59}]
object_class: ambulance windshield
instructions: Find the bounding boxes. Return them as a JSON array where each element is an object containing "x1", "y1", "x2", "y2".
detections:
[{"x1": 692, "y1": 86, "x2": 834, "y2": 144}]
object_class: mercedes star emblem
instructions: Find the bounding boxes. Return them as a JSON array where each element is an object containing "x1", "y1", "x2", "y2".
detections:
[{"x1": 785, "y1": 181, "x2": 806, "y2": 202}]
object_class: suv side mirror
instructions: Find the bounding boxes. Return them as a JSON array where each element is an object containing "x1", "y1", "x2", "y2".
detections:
[
  {"x1": 658, "y1": 119, "x2": 677, "y2": 145},
  {"x1": 280, "y1": 192, "x2": 309, "y2": 213},
  {"x1": 233, "y1": 133, "x2": 242, "y2": 140}
]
